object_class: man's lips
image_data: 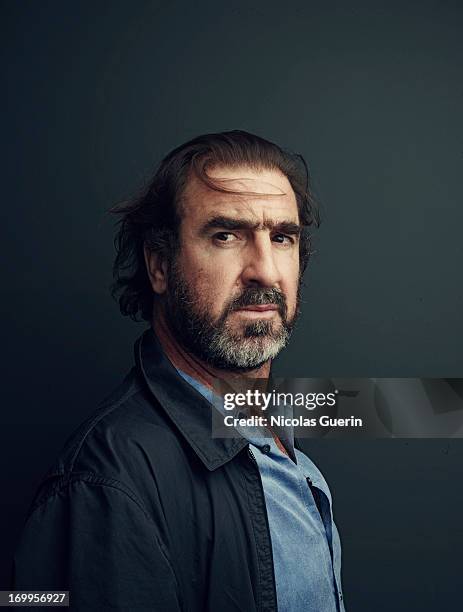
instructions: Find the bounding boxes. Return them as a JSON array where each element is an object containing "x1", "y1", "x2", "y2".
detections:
[{"x1": 235, "y1": 304, "x2": 279, "y2": 312}]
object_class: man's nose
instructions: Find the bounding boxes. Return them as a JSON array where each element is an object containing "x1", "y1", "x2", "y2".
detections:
[{"x1": 240, "y1": 233, "x2": 282, "y2": 287}]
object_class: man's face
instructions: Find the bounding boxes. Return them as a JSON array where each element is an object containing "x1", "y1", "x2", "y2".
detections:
[{"x1": 164, "y1": 165, "x2": 302, "y2": 371}]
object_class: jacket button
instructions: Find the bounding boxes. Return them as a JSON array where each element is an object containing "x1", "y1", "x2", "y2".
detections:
[{"x1": 261, "y1": 444, "x2": 271, "y2": 454}]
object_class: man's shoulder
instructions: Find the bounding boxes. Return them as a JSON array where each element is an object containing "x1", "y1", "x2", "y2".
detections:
[{"x1": 32, "y1": 368, "x2": 188, "y2": 513}]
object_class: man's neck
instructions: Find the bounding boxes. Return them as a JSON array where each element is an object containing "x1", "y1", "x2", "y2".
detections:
[{"x1": 152, "y1": 313, "x2": 271, "y2": 391}]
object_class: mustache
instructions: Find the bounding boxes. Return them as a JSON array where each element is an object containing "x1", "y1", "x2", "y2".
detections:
[{"x1": 228, "y1": 287, "x2": 287, "y2": 316}]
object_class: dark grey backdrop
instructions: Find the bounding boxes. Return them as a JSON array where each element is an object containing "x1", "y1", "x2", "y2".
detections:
[{"x1": 2, "y1": 1, "x2": 462, "y2": 609}]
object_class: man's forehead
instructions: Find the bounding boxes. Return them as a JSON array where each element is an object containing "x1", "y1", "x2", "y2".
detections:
[
  {"x1": 207, "y1": 174, "x2": 287, "y2": 196},
  {"x1": 182, "y1": 166, "x2": 299, "y2": 221}
]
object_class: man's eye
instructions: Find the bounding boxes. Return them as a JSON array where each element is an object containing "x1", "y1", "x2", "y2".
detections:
[
  {"x1": 272, "y1": 234, "x2": 294, "y2": 245},
  {"x1": 213, "y1": 232, "x2": 238, "y2": 242}
]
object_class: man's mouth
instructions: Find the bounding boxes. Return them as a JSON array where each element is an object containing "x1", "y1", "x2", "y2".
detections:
[
  {"x1": 237, "y1": 304, "x2": 279, "y2": 312},
  {"x1": 233, "y1": 304, "x2": 280, "y2": 318}
]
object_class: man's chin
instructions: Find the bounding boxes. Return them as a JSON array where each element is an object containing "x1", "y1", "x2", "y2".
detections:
[
  {"x1": 207, "y1": 332, "x2": 289, "y2": 371},
  {"x1": 227, "y1": 317, "x2": 282, "y2": 339}
]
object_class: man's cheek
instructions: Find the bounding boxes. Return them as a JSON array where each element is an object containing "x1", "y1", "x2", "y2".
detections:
[{"x1": 192, "y1": 270, "x2": 224, "y2": 311}]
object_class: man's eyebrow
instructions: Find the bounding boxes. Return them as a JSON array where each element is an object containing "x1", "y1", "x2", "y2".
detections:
[{"x1": 200, "y1": 215, "x2": 302, "y2": 235}]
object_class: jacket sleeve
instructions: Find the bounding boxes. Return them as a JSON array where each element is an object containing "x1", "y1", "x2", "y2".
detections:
[{"x1": 13, "y1": 476, "x2": 182, "y2": 611}]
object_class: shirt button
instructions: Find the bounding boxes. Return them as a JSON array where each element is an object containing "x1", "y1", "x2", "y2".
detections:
[{"x1": 261, "y1": 444, "x2": 271, "y2": 454}]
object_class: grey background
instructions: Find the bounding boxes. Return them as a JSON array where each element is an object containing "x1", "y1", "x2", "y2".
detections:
[{"x1": 2, "y1": 1, "x2": 462, "y2": 609}]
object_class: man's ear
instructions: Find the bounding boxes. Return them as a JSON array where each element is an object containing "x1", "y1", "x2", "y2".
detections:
[{"x1": 144, "y1": 245, "x2": 168, "y2": 294}]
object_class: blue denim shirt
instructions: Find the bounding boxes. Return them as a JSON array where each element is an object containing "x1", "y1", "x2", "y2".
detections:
[{"x1": 177, "y1": 370, "x2": 346, "y2": 612}]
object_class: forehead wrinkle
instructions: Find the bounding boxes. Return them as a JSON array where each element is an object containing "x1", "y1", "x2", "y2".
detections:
[
  {"x1": 188, "y1": 194, "x2": 291, "y2": 227},
  {"x1": 182, "y1": 169, "x2": 298, "y2": 227},
  {"x1": 206, "y1": 197, "x2": 299, "y2": 227},
  {"x1": 212, "y1": 176, "x2": 287, "y2": 196}
]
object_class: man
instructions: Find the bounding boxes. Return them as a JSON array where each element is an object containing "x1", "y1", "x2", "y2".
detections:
[{"x1": 14, "y1": 131, "x2": 345, "y2": 611}]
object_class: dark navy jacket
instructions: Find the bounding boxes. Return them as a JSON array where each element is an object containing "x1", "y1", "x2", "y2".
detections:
[{"x1": 13, "y1": 329, "x2": 335, "y2": 611}]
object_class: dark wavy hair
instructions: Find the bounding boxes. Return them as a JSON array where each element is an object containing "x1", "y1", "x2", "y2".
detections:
[{"x1": 110, "y1": 130, "x2": 320, "y2": 322}]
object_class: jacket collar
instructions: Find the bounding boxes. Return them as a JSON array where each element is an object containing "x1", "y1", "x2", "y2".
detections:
[{"x1": 135, "y1": 328, "x2": 248, "y2": 471}]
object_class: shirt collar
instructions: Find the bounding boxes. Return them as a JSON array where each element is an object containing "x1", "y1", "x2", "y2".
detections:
[
  {"x1": 135, "y1": 328, "x2": 248, "y2": 471},
  {"x1": 176, "y1": 367, "x2": 296, "y2": 459}
]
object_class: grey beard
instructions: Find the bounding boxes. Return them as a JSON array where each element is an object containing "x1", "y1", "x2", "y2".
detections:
[
  {"x1": 204, "y1": 318, "x2": 290, "y2": 369},
  {"x1": 164, "y1": 261, "x2": 299, "y2": 372}
]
